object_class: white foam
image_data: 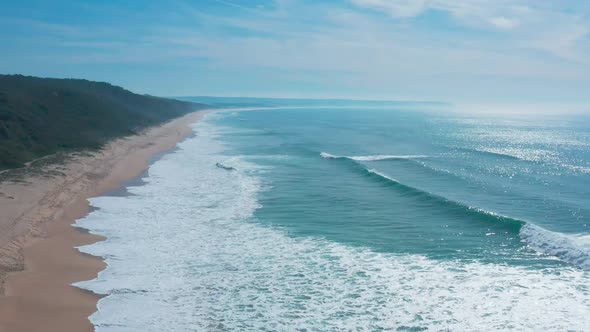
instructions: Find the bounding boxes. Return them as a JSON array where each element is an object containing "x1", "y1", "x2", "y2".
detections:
[
  {"x1": 350, "y1": 154, "x2": 429, "y2": 161},
  {"x1": 320, "y1": 152, "x2": 339, "y2": 159},
  {"x1": 520, "y1": 223, "x2": 590, "y2": 270},
  {"x1": 74, "y1": 119, "x2": 590, "y2": 332},
  {"x1": 367, "y1": 168, "x2": 400, "y2": 183},
  {"x1": 566, "y1": 164, "x2": 590, "y2": 174},
  {"x1": 320, "y1": 152, "x2": 428, "y2": 161}
]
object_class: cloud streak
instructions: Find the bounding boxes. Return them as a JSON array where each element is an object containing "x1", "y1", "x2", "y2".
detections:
[
  {"x1": 0, "y1": 0, "x2": 589, "y2": 102},
  {"x1": 350, "y1": 0, "x2": 589, "y2": 61}
]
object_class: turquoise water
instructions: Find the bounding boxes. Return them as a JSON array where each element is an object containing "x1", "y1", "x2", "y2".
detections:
[
  {"x1": 217, "y1": 107, "x2": 590, "y2": 268},
  {"x1": 76, "y1": 103, "x2": 590, "y2": 331}
]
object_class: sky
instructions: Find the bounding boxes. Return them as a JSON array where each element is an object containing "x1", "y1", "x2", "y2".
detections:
[{"x1": 1, "y1": 0, "x2": 589, "y2": 104}]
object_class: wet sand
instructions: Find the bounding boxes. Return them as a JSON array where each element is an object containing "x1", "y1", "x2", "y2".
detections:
[{"x1": 0, "y1": 111, "x2": 205, "y2": 332}]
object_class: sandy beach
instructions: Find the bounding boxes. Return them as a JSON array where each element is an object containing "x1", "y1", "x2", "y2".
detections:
[{"x1": 0, "y1": 111, "x2": 204, "y2": 332}]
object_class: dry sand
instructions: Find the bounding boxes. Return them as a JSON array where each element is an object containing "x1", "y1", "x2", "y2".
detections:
[{"x1": 0, "y1": 111, "x2": 205, "y2": 332}]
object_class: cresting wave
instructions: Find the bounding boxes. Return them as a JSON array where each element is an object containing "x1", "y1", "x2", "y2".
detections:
[
  {"x1": 520, "y1": 224, "x2": 590, "y2": 270},
  {"x1": 451, "y1": 146, "x2": 521, "y2": 160},
  {"x1": 457, "y1": 146, "x2": 590, "y2": 175},
  {"x1": 324, "y1": 155, "x2": 590, "y2": 270},
  {"x1": 320, "y1": 152, "x2": 429, "y2": 161}
]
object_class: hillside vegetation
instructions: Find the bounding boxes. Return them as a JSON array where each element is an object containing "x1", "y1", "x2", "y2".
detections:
[{"x1": 0, "y1": 75, "x2": 206, "y2": 170}]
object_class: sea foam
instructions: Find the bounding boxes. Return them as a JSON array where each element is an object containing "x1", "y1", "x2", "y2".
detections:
[
  {"x1": 74, "y1": 117, "x2": 590, "y2": 331},
  {"x1": 520, "y1": 223, "x2": 590, "y2": 270},
  {"x1": 320, "y1": 152, "x2": 428, "y2": 161}
]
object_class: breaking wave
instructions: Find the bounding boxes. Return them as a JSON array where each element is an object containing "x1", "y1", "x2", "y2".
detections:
[
  {"x1": 323, "y1": 154, "x2": 590, "y2": 270},
  {"x1": 365, "y1": 167, "x2": 590, "y2": 270},
  {"x1": 520, "y1": 224, "x2": 590, "y2": 270},
  {"x1": 320, "y1": 152, "x2": 428, "y2": 161}
]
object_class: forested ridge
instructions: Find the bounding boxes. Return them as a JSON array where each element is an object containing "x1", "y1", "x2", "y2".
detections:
[{"x1": 0, "y1": 75, "x2": 207, "y2": 169}]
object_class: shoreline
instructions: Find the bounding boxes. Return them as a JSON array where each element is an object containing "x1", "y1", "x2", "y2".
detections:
[{"x1": 0, "y1": 111, "x2": 205, "y2": 331}]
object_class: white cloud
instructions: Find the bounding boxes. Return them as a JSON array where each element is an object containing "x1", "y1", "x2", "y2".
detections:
[
  {"x1": 350, "y1": 0, "x2": 589, "y2": 61},
  {"x1": 145, "y1": 5, "x2": 586, "y2": 83},
  {"x1": 489, "y1": 16, "x2": 518, "y2": 29},
  {"x1": 350, "y1": 0, "x2": 507, "y2": 21},
  {"x1": 530, "y1": 24, "x2": 589, "y2": 61},
  {"x1": 350, "y1": 0, "x2": 427, "y2": 18}
]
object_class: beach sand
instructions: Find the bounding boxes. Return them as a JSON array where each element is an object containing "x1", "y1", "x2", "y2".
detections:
[{"x1": 0, "y1": 111, "x2": 204, "y2": 332}]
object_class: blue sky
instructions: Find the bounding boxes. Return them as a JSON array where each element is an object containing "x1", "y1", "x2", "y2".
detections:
[{"x1": 1, "y1": 0, "x2": 589, "y2": 104}]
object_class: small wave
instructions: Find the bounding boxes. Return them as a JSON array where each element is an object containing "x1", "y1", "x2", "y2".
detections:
[
  {"x1": 464, "y1": 147, "x2": 590, "y2": 174},
  {"x1": 460, "y1": 147, "x2": 521, "y2": 160},
  {"x1": 366, "y1": 169, "x2": 400, "y2": 183},
  {"x1": 475, "y1": 147, "x2": 560, "y2": 163},
  {"x1": 320, "y1": 152, "x2": 428, "y2": 161},
  {"x1": 520, "y1": 224, "x2": 590, "y2": 270}
]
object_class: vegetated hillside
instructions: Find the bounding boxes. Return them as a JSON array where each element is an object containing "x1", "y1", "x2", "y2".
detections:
[{"x1": 0, "y1": 75, "x2": 207, "y2": 170}]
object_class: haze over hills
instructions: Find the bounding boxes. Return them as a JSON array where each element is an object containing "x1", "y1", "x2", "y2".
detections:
[{"x1": 0, "y1": 75, "x2": 208, "y2": 170}]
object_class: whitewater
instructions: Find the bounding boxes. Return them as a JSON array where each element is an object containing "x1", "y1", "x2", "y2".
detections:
[{"x1": 76, "y1": 107, "x2": 590, "y2": 331}]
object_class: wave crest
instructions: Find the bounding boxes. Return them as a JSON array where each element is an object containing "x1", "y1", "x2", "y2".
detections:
[
  {"x1": 520, "y1": 224, "x2": 590, "y2": 270},
  {"x1": 320, "y1": 152, "x2": 428, "y2": 161}
]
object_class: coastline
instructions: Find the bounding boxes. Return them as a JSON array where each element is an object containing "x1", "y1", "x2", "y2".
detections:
[{"x1": 0, "y1": 111, "x2": 205, "y2": 332}]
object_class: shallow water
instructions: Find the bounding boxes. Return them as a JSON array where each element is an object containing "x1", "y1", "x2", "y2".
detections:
[{"x1": 76, "y1": 105, "x2": 590, "y2": 331}]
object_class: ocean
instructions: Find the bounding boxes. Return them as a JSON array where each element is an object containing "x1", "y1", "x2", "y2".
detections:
[{"x1": 76, "y1": 102, "x2": 590, "y2": 331}]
